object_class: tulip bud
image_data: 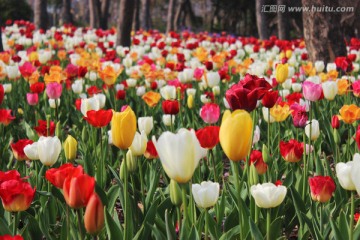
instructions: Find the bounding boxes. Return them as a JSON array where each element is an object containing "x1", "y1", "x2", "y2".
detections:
[
  {"x1": 187, "y1": 95, "x2": 194, "y2": 109},
  {"x1": 276, "y1": 63, "x2": 288, "y2": 84},
  {"x1": 331, "y1": 115, "x2": 340, "y2": 129},
  {"x1": 333, "y1": 129, "x2": 340, "y2": 145},
  {"x1": 169, "y1": 179, "x2": 182, "y2": 206},
  {"x1": 64, "y1": 135, "x2": 78, "y2": 161},
  {"x1": 84, "y1": 193, "x2": 105, "y2": 234},
  {"x1": 55, "y1": 121, "x2": 61, "y2": 138},
  {"x1": 120, "y1": 150, "x2": 138, "y2": 180},
  {"x1": 262, "y1": 144, "x2": 271, "y2": 164},
  {"x1": 249, "y1": 164, "x2": 259, "y2": 186}
]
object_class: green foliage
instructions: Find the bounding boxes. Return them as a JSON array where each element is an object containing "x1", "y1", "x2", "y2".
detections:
[{"x1": 0, "y1": 0, "x2": 33, "y2": 24}]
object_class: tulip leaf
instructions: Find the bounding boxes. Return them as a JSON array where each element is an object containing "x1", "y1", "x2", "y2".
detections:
[
  {"x1": 206, "y1": 210, "x2": 221, "y2": 239},
  {"x1": 283, "y1": 170, "x2": 294, "y2": 187},
  {"x1": 95, "y1": 183, "x2": 108, "y2": 206},
  {"x1": 107, "y1": 185, "x2": 120, "y2": 211},
  {"x1": 338, "y1": 211, "x2": 349, "y2": 240},
  {"x1": 164, "y1": 209, "x2": 176, "y2": 240},
  {"x1": 354, "y1": 224, "x2": 360, "y2": 240},
  {"x1": 22, "y1": 121, "x2": 38, "y2": 141},
  {"x1": 38, "y1": 206, "x2": 53, "y2": 240},
  {"x1": 142, "y1": 196, "x2": 161, "y2": 239},
  {"x1": 249, "y1": 217, "x2": 263, "y2": 240},
  {"x1": 219, "y1": 225, "x2": 240, "y2": 240},
  {"x1": 180, "y1": 225, "x2": 199, "y2": 240},
  {"x1": 104, "y1": 208, "x2": 123, "y2": 240},
  {"x1": 0, "y1": 217, "x2": 11, "y2": 235},
  {"x1": 329, "y1": 217, "x2": 344, "y2": 240},
  {"x1": 269, "y1": 216, "x2": 284, "y2": 239},
  {"x1": 51, "y1": 186, "x2": 65, "y2": 202},
  {"x1": 148, "y1": 222, "x2": 167, "y2": 240},
  {"x1": 36, "y1": 190, "x2": 52, "y2": 197}
]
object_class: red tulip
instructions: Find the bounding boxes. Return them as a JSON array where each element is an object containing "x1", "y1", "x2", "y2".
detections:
[
  {"x1": 0, "y1": 109, "x2": 15, "y2": 126},
  {"x1": 279, "y1": 139, "x2": 304, "y2": 162},
  {"x1": 0, "y1": 235, "x2": 24, "y2": 240},
  {"x1": 19, "y1": 62, "x2": 36, "y2": 79},
  {"x1": 34, "y1": 119, "x2": 55, "y2": 136},
  {"x1": 195, "y1": 126, "x2": 220, "y2": 149},
  {"x1": 162, "y1": 100, "x2": 179, "y2": 115},
  {"x1": 116, "y1": 90, "x2": 126, "y2": 100},
  {"x1": 45, "y1": 163, "x2": 84, "y2": 189},
  {"x1": 331, "y1": 115, "x2": 340, "y2": 129},
  {"x1": 335, "y1": 56, "x2": 353, "y2": 73},
  {"x1": 10, "y1": 139, "x2": 34, "y2": 161},
  {"x1": 30, "y1": 82, "x2": 45, "y2": 94},
  {"x1": 249, "y1": 150, "x2": 268, "y2": 175},
  {"x1": 309, "y1": 176, "x2": 335, "y2": 203},
  {"x1": 0, "y1": 84, "x2": 4, "y2": 105},
  {"x1": 0, "y1": 179, "x2": 36, "y2": 212},
  {"x1": 355, "y1": 125, "x2": 360, "y2": 151},
  {"x1": 285, "y1": 92, "x2": 302, "y2": 105},
  {"x1": 199, "y1": 103, "x2": 220, "y2": 124},
  {"x1": 290, "y1": 104, "x2": 308, "y2": 128},
  {"x1": 84, "y1": 193, "x2": 105, "y2": 234},
  {"x1": 83, "y1": 109, "x2": 113, "y2": 128},
  {"x1": 144, "y1": 140, "x2": 158, "y2": 159},
  {"x1": 87, "y1": 86, "x2": 102, "y2": 96},
  {"x1": 0, "y1": 170, "x2": 21, "y2": 185},
  {"x1": 262, "y1": 90, "x2": 279, "y2": 109},
  {"x1": 63, "y1": 173, "x2": 95, "y2": 208}
]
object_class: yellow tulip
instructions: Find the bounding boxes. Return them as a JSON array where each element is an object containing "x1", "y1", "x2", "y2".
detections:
[
  {"x1": 275, "y1": 63, "x2": 288, "y2": 84},
  {"x1": 219, "y1": 110, "x2": 253, "y2": 161},
  {"x1": 187, "y1": 94, "x2": 194, "y2": 109},
  {"x1": 64, "y1": 135, "x2": 78, "y2": 161},
  {"x1": 111, "y1": 106, "x2": 137, "y2": 149},
  {"x1": 270, "y1": 104, "x2": 291, "y2": 122}
]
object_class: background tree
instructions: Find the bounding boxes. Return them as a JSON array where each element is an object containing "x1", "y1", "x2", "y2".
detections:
[
  {"x1": 302, "y1": 0, "x2": 346, "y2": 63},
  {"x1": 256, "y1": 0, "x2": 269, "y2": 39},
  {"x1": 166, "y1": 0, "x2": 176, "y2": 32},
  {"x1": 0, "y1": 27, "x2": 3, "y2": 52},
  {"x1": 140, "y1": 0, "x2": 151, "y2": 30},
  {"x1": 89, "y1": 0, "x2": 100, "y2": 28},
  {"x1": 34, "y1": 0, "x2": 48, "y2": 29},
  {"x1": 133, "y1": 0, "x2": 140, "y2": 30},
  {"x1": 277, "y1": 0, "x2": 289, "y2": 39},
  {"x1": 116, "y1": 0, "x2": 135, "y2": 47},
  {"x1": 62, "y1": 0, "x2": 73, "y2": 24}
]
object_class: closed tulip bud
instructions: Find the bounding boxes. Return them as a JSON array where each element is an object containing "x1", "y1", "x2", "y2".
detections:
[
  {"x1": 315, "y1": 61, "x2": 325, "y2": 73},
  {"x1": 111, "y1": 106, "x2": 137, "y2": 150},
  {"x1": 129, "y1": 131, "x2": 147, "y2": 156},
  {"x1": 250, "y1": 183, "x2": 287, "y2": 208},
  {"x1": 333, "y1": 129, "x2": 340, "y2": 145},
  {"x1": 37, "y1": 136, "x2": 62, "y2": 166},
  {"x1": 63, "y1": 173, "x2": 95, "y2": 208},
  {"x1": 84, "y1": 193, "x2": 105, "y2": 234},
  {"x1": 64, "y1": 135, "x2": 77, "y2": 161},
  {"x1": 212, "y1": 86, "x2": 220, "y2": 96},
  {"x1": 55, "y1": 121, "x2": 61, "y2": 138},
  {"x1": 49, "y1": 99, "x2": 60, "y2": 108},
  {"x1": 169, "y1": 179, "x2": 182, "y2": 206},
  {"x1": 187, "y1": 95, "x2": 194, "y2": 109},
  {"x1": 249, "y1": 164, "x2": 259, "y2": 186},
  {"x1": 120, "y1": 150, "x2": 138, "y2": 180},
  {"x1": 262, "y1": 144, "x2": 271, "y2": 164},
  {"x1": 219, "y1": 110, "x2": 253, "y2": 161},
  {"x1": 192, "y1": 181, "x2": 220, "y2": 209},
  {"x1": 276, "y1": 63, "x2": 288, "y2": 84},
  {"x1": 305, "y1": 119, "x2": 320, "y2": 141}
]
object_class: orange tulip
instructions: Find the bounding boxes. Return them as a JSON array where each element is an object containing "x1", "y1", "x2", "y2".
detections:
[
  {"x1": 84, "y1": 193, "x2": 104, "y2": 234},
  {"x1": 337, "y1": 79, "x2": 350, "y2": 95},
  {"x1": 338, "y1": 104, "x2": 360, "y2": 124},
  {"x1": 98, "y1": 65, "x2": 121, "y2": 86},
  {"x1": 142, "y1": 91, "x2": 161, "y2": 107}
]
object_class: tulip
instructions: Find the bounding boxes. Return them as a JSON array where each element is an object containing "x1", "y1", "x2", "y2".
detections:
[
  {"x1": 162, "y1": 100, "x2": 180, "y2": 115},
  {"x1": 0, "y1": 109, "x2": 15, "y2": 126},
  {"x1": 46, "y1": 82, "x2": 63, "y2": 99},
  {"x1": 250, "y1": 183, "x2": 287, "y2": 208},
  {"x1": 160, "y1": 85, "x2": 176, "y2": 100},
  {"x1": 3, "y1": 84, "x2": 12, "y2": 93},
  {"x1": 270, "y1": 104, "x2": 291, "y2": 122},
  {"x1": 45, "y1": 163, "x2": 84, "y2": 189},
  {"x1": 144, "y1": 140, "x2": 158, "y2": 159},
  {"x1": 0, "y1": 179, "x2": 36, "y2": 212},
  {"x1": 26, "y1": 93, "x2": 38, "y2": 106},
  {"x1": 331, "y1": 115, "x2": 340, "y2": 129},
  {"x1": 249, "y1": 150, "x2": 267, "y2": 175},
  {"x1": 152, "y1": 128, "x2": 207, "y2": 183},
  {"x1": 162, "y1": 114, "x2": 175, "y2": 126},
  {"x1": 0, "y1": 170, "x2": 21, "y2": 184},
  {"x1": 356, "y1": 126, "x2": 360, "y2": 151},
  {"x1": 111, "y1": 106, "x2": 137, "y2": 150},
  {"x1": 80, "y1": 97, "x2": 100, "y2": 117},
  {"x1": 322, "y1": 81, "x2": 338, "y2": 100},
  {"x1": 290, "y1": 104, "x2": 308, "y2": 128},
  {"x1": 305, "y1": 119, "x2": 320, "y2": 141},
  {"x1": 262, "y1": 90, "x2": 279, "y2": 108},
  {"x1": 34, "y1": 119, "x2": 55, "y2": 136},
  {"x1": 192, "y1": 181, "x2": 220, "y2": 209},
  {"x1": 337, "y1": 79, "x2": 350, "y2": 95},
  {"x1": 169, "y1": 179, "x2": 182, "y2": 206},
  {"x1": 336, "y1": 154, "x2": 359, "y2": 191},
  {"x1": 49, "y1": 99, "x2": 60, "y2": 108},
  {"x1": 309, "y1": 176, "x2": 335, "y2": 203},
  {"x1": 142, "y1": 91, "x2": 161, "y2": 107},
  {"x1": 129, "y1": 131, "x2": 147, "y2": 156},
  {"x1": 315, "y1": 61, "x2": 325, "y2": 73},
  {"x1": 84, "y1": 193, "x2": 105, "y2": 234},
  {"x1": 195, "y1": 126, "x2": 220, "y2": 149},
  {"x1": 302, "y1": 81, "x2": 322, "y2": 102},
  {"x1": 6, "y1": 65, "x2": 20, "y2": 79},
  {"x1": 0, "y1": 84, "x2": 4, "y2": 105},
  {"x1": 199, "y1": 103, "x2": 220, "y2": 124},
  {"x1": 23, "y1": 142, "x2": 39, "y2": 160},
  {"x1": 37, "y1": 136, "x2": 62, "y2": 166},
  {"x1": 204, "y1": 71, "x2": 220, "y2": 88},
  {"x1": 262, "y1": 107, "x2": 275, "y2": 123},
  {"x1": 63, "y1": 173, "x2": 95, "y2": 208},
  {"x1": 338, "y1": 104, "x2": 360, "y2": 124},
  {"x1": 63, "y1": 135, "x2": 77, "y2": 161},
  {"x1": 219, "y1": 110, "x2": 253, "y2": 161},
  {"x1": 187, "y1": 95, "x2": 194, "y2": 109},
  {"x1": 275, "y1": 63, "x2": 289, "y2": 84},
  {"x1": 84, "y1": 109, "x2": 113, "y2": 128},
  {"x1": 279, "y1": 139, "x2": 304, "y2": 163},
  {"x1": 0, "y1": 235, "x2": 23, "y2": 240},
  {"x1": 138, "y1": 117, "x2": 153, "y2": 136},
  {"x1": 10, "y1": 139, "x2": 34, "y2": 161},
  {"x1": 98, "y1": 65, "x2": 121, "y2": 86}
]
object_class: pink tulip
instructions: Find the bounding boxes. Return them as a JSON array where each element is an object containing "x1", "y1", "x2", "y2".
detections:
[
  {"x1": 46, "y1": 83, "x2": 63, "y2": 99},
  {"x1": 302, "y1": 81, "x2": 322, "y2": 102},
  {"x1": 19, "y1": 62, "x2": 36, "y2": 79},
  {"x1": 194, "y1": 68, "x2": 204, "y2": 80},
  {"x1": 26, "y1": 93, "x2": 39, "y2": 106},
  {"x1": 200, "y1": 103, "x2": 220, "y2": 124}
]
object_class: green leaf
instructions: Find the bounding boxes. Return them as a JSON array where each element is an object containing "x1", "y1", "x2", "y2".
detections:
[
  {"x1": 142, "y1": 196, "x2": 161, "y2": 239},
  {"x1": 219, "y1": 225, "x2": 240, "y2": 240},
  {"x1": 95, "y1": 183, "x2": 108, "y2": 206},
  {"x1": 0, "y1": 217, "x2": 11, "y2": 235},
  {"x1": 107, "y1": 185, "x2": 120, "y2": 211},
  {"x1": 329, "y1": 217, "x2": 344, "y2": 240},
  {"x1": 206, "y1": 210, "x2": 221, "y2": 240},
  {"x1": 104, "y1": 208, "x2": 123, "y2": 240},
  {"x1": 269, "y1": 216, "x2": 284, "y2": 239},
  {"x1": 249, "y1": 217, "x2": 263, "y2": 240},
  {"x1": 164, "y1": 209, "x2": 176, "y2": 240},
  {"x1": 338, "y1": 211, "x2": 350, "y2": 240}
]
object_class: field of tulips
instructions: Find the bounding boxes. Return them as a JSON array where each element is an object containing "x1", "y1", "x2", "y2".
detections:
[{"x1": 2, "y1": 20, "x2": 360, "y2": 239}]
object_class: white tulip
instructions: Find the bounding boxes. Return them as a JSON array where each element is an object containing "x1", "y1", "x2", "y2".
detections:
[
  {"x1": 160, "y1": 85, "x2": 176, "y2": 100},
  {"x1": 37, "y1": 136, "x2": 62, "y2": 166},
  {"x1": 126, "y1": 78, "x2": 137, "y2": 88},
  {"x1": 291, "y1": 83, "x2": 302, "y2": 92},
  {"x1": 262, "y1": 107, "x2": 275, "y2": 123},
  {"x1": 322, "y1": 81, "x2": 338, "y2": 100},
  {"x1": 138, "y1": 117, "x2": 153, "y2": 136},
  {"x1": 350, "y1": 154, "x2": 360, "y2": 194},
  {"x1": 6, "y1": 65, "x2": 20, "y2": 79},
  {"x1": 129, "y1": 131, "x2": 147, "y2": 156},
  {"x1": 152, "y1": 129, "x2": 207, "y2": 183},
  {"x1": 49, "y1": 98, "x2": 60, "y2": 108},
  {"x1": 162, "y1": 114, "x2": 175, "y2": 126},
  {"x1": 80, "y1": 97, "x2": 100, "y2": 116},
  {"x1": 136, "y1": 86, "x2": 146, "y2": 96},
  {"x1": 3, "y1": 83, "x2": 12, "y2": 93},
  {"x1": 204, "y1": 71, "x2": 220, "y2": 88},
  {"x1": 336, "y1": 154, "x2": 358, "y2": 191},
  {"x1": 305, "y1": 119, "x2": 320, "y2": 141},
  {"x1": 250, "y1": 183, "x2": 287, "y2": 208},
  {"x1": 24, "y1": 142, "x2": 39, "y2": 160},
  {"x1": 192, "y1": 181, "x2": 220, "y2": 209},
  {"x1": 315, "y1": 61, "x2": 325, "y2": 73}
]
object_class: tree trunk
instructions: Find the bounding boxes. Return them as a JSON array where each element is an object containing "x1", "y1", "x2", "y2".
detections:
[
  {"x1": 255, "y1": 0, "x2": 269, "y2": 39},
  {"x1": 0, "y1": 27, "x2": 3, "y2": 52},
  {"x1": 166, "y1": 0, "x2": 176, "y2": 33},
  {"x1": 140, "y1": 0, "x2": 151, "y2": 30},
  {"x1": 302, "y1": 0, "x2": 347, "y2": 63},
  {"x1": 277, "y1": 0, "x2": 289, "y2": 39},
  {"x1": 116, "y1": 0, "x2": 135, "y2": 47},
  {"x1": 34, "y1": 0, "x2": 48, "y2": 30},
  {"x1": 89, "y1": 0, "x2": 100, "y2": 28},
  {"x1": 100, "y1": 0, "x2": 111, "y2": 29},
  {"x1": 174, "y1": 0, "x2": 185, "y2": 31},
  {"x1": 133, "y1": 0, "x2": 140, "y2": 30},
  {"x1": 62, "y1": 0, "x2": 73, "y2": 24}
]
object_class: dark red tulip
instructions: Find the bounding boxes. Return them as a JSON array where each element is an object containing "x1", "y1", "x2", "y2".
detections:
[
  {"x1": 83, "y1": 109, "x2": 113, "y2": 128},
  {"x1": 162, "y1": 100, "x2": 180, "y2": 115}
]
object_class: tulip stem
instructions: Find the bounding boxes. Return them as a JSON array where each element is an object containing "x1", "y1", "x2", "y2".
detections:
[
  {"x1": 12, "y1": 212, "x2": 19, "y2": 235},
  {"x1": 123, "y1": 150, "x2": 130, "y2": 240},
  {"x1": 181, "y1": 184, "x2": 189, "y2": 228},
  {"x1": 99, "y1": 128, "x2": 104, "y2": 188},
  {"x1": 137, "y1": 157, "x2": 145, "y2": 212},
  {"x1": 204, "y1": 209, "x2": 209, "y2": 240},
  {"x1": 350, "y1": 191, "x2": 355, "y2": 240},
  {"x1": 231, "y1": 161, "x2": 243, "y2": 239},
  {"x1": 209, "y1": 149, "x2": 218, "y2": 182},
  {"x1": 266, "y1": 209, "x2": 271, "y2": 240},
  {"x1": 76, "y1": 209, "x2": 84, "y2": 240}
]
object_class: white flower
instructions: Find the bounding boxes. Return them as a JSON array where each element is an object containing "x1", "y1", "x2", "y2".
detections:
[
  {"x1": 37, "y1": 136, "x2": 62, "y2": 166},
  {"x1": 322, "y1": 81, "x2": 338, "y2": 101},
  {"x1": 162, "y1": 114, "x2": 175, "y2": 126},
  {"x1": 24, "y1": 142, "x2": 39, "y2": 160},
  {"x1": 138, "y1": 117, "x2": 153, "y2": 136},
  {"x1": 250, "y1": 183, "x2": 287, "y2": 208},
  {"x1": 80, "y1": 97, "x2": 100, "y2": 116},
  {"x1": 204, "y1": 71, "x2": 220, "y2": 88},
  {"x1": 336, "y1": 154, "x2": 358, "y2": 191},
  {"x1": 129, "y1": 131, "x2": 147, "y2": 156},
  {"x1": 305, "y1": 119, "x2": 320, "y2": 141},
  {"x1": 350, "y1": 154, "x2": 360, "y2": 195},
  {"x1": 152, "y1": 129, "x2": 207, "y2": 183},
  {"x1": 192, "y1": 181, "x2": 220, "y2": 209},
  {"x1": 160, "y1": 85, "x2": 176, "y2": 100},
  {"x1": 315, "y1": 61, "x2": 325, "y2": 73},
  {"x1": 49, "y1": 98, "x2": 60, "y2": 108}
]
